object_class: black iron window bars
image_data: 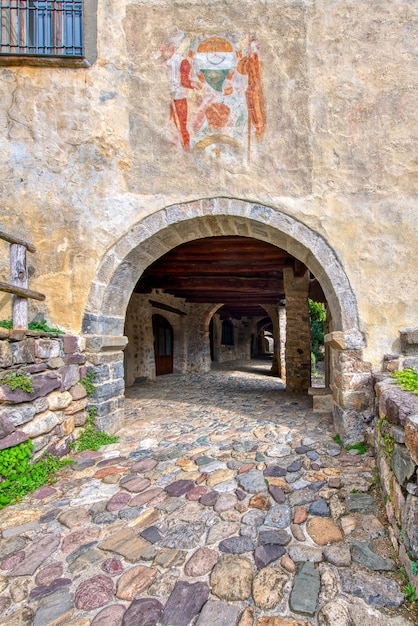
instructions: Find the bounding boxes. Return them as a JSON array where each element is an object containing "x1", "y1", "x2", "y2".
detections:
[{"x1": 0, "y1": 1, "x2": 82, "y2": 56}]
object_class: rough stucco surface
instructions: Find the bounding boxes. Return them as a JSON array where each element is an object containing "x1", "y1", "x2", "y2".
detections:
[{"x1": 0, "y1": 0, "x2": 417, "y2": 369}]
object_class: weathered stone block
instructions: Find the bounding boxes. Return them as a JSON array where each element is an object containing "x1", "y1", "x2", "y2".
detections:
[
  {"x1": 65, "y1": 398, "x2": 88, "y2": 415},
  {"x1": 26, "y1": 363, "x2": 47, "y2": 374},
  {"x1": 47, "y1": 357, "x2": 65, "y2": 369},
  {"x1": 62, "y1": 416, "x2": 75, "y2": 436},
  {"x1": 11, "y1": 339, "x2": 36, "y2": 365},
  {"x1": 381, "y1": 387, "x2": 418, "y2": 426},
  {"x1": 47, "y1": 391, "x2": 73, "y2": 411},
  {"x1": 33, "y1": 396, "x2": 49, "y2": 414},
  {"x1": 63, "y1": 354, "x2": 86, "y2": 365},
  {"x1": 74, "y1": 410, "x2": 87, "y2": 427},
  {"x1": 69, "y1": 383, "x2": 87, "y2": 400},
  {"x1": 400, "y1": 328, "x2": 418, "y2": 355},
  {"x1": 0, "y1": 342, "x2": 12, "y2": 368},
  {"x1": 0, "y1": 372, "x2": 60, "y2": 404},
  {"x1": 0, "y1": 402, "x2": 35, "y2": 426},
  {"x1": 93, "y1": 379, "x2": 125, "y2": 402},
  {"x1": 35, "y1": 339, "x2": 60, "y2": 359},
  {"x1": 58, "y1": 365, "x2": 80, "y2": 391},
  {"x1": 401, "y1": 495, "x2": 418, "y2": 560},
  {"x1": 391, "y1": 443, "x2": 416, "y2": 486},
  {"x1": 63, "y1": 335, "x2": 85, "y2": 354},
  {"x1": 22, "y1": 410, "x2": 63, "y2": 438},
  {"x1": 405, "y1": 414, "x2": 418, "y2": 464},
  {"x1": 389, "y1": 424, "x2": 405, "y2": 445},
  {"x1": 84, "y1": 334, "x2": 127, "y2": 351},
  {"x1": 0, "y1": 415, "x2": 15, "y2": 438},
  {"x1": 390, "y1": 474, "x2": 406, "y2": 522},
  {"x1": 0, "y1": 430, "x2": 29, "y2": 451},
  {"x1": 95, "y1": 408, "x2": 124, "y2": 434}
]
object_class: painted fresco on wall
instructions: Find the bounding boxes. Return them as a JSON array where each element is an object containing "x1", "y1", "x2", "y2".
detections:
[{"x1": 161, "y1": 33, "x2": 266, "y2": 163}]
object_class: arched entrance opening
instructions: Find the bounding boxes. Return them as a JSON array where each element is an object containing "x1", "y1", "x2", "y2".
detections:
[{"x1": 82, "y1": 198, "x2": 371, "y2": 441}]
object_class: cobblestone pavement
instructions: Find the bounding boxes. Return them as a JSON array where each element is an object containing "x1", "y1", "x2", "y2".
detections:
[{"x1": 0, "y1": 360, "x2": 415, "y2": 625}]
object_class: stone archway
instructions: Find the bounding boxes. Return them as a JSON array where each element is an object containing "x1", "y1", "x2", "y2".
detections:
[{"x1": 82, "y1": 198, "x2": 372, "y2": 440}]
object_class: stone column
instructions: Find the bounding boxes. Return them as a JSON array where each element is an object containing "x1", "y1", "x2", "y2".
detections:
[
  {"x1": 283, "y1": 268, "x2": 311, "y2": 392},
  {"x1": 83, "y1": 334, "x2": 128, "y2": 434},
  {"x1": 325, "y1": 330, "x2": 373, "y2": 442},
  {"x1": 264, "y1": 305, "x2": 281, "y2": 376},
  {"x1": 279, "y1": 305, "x2": 286, "y2": 381}
]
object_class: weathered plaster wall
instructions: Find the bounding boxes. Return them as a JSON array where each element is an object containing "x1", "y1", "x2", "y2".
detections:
[{"x1": 0, "y1": 0, "x2": 417, "y2": 369}]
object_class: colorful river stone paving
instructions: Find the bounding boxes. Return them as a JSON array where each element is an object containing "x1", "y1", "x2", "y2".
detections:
[{"x1": 0, "y1": 360, "x2": 414, "y2": 625}]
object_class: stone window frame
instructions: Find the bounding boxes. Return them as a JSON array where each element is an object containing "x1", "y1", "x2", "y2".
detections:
[{"x1": 0, "y1": 0, "x2": 97, "y2": 68}]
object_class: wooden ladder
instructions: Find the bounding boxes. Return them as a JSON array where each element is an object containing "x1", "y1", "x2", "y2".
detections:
[{"x1": 0, "y1": 230, "x2": 45, "y2": 330}]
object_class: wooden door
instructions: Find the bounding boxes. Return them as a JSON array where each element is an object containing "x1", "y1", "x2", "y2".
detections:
[{"x1": 153, "y1": 314, "x2": 173, "y2": 376}]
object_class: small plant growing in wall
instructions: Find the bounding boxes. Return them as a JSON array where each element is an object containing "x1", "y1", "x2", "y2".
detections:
[
  {"x1": 80, "y1": 371, "x2": 97, "y2": 397},
  {"x1": 0, "y1": 319, "x2": 64, "y2": 333},
  {"x1": 1, "y1": 370, "x2": 34, "y2": 394},
  {"x1": 392, "y1": 368, "x2": 418, "y2": 395},
  {"x1": 0, "y1": 440, "x2": 72, "y2": 509},
  {"x1": 69, "y1": 407, "x2": 119, "y2": 453}
]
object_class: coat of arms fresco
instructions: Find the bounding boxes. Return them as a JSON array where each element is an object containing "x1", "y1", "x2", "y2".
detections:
[{"x1": 161, "y1": 33, "x2": 266, "y2": 163}]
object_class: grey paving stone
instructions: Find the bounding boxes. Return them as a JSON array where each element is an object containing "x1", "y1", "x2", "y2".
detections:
[
  {"x1": 33, "y1": 590, "x2": 74, "y2": 626},
  {"x1": 237, "y1": 469, "x2": 267, "y2": 493},
  {"x1": 289, "y1": 561, "x2": 320, "y2": 616},
  {"x1": 195, "y1": 600, "x2": 241, "y2": 625},
  {"x1": 263, "y1": 504, "x2": 292, "y2": 529},
  {"x1": 219, "y1": 536, "x2": 256, "y2": 554},
  {"x1": 339, "y1": 569, "x2": 404, "y2": 608},
  {"x1": 346, "y1": 493, "x2": 376, "y2": 514},
  {"x1": 350, "y1": 540, "x2": 396, "y2": 571}
]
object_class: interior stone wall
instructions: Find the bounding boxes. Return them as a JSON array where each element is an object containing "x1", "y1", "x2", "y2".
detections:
[{"x1": 0, "y1": 0, "x2": 416, "y2": 372}]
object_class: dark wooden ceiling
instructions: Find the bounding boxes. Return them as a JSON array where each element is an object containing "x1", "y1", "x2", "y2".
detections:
[{"x1": 135, "y1": 236, "x2": 325, "y2": 318}]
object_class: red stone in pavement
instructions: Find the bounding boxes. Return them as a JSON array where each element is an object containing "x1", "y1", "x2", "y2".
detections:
[
  {"x1": 238, "y1": 463, "x2": 256, "y2": 475},
  {"x1": 196, "y1": 472, "x2": 208, "y2": 485},
  {"x1": 75, "y1": 574, "x2": 113, "y2": 610},
  {"x1": 94, "y1": 466, "x2": 125, "y2": 479},
  {"x1": 293, "y1": 506, "x2": 308, "y2": 524},
  {"x1": 186, "y1": 486, "x2": 208, "y2": 501},
  {"x1": 101, "y1": 557, "x2": 124, "y2": 576}
]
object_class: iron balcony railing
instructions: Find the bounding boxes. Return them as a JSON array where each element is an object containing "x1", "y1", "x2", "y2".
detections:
[{"x1": 0, "y1": 1, "x2": 83, "y2": 56}]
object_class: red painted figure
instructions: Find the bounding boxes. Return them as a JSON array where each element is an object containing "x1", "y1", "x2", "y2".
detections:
[{"x1": 162, "y1": 43, "x2": 201, "y2": 151}]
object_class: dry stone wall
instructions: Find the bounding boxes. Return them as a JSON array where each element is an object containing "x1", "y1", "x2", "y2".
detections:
[
  {"x1": 372, "y1": 328, "x2": 418, "y2": 592},
  {"x1": 0, "y1": 331, "x2": 88, "y2": 457}
]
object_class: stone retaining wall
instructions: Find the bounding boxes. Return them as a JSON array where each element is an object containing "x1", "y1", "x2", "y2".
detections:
[
  {"x1": 373, "y1": 339, "x2": 418, "y2": 592},
  {"x1": 0, "y1": 330, "x2": 89, "y2": 458}
]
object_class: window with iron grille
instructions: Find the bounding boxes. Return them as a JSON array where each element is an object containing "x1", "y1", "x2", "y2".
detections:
[{"x1": 0, "y1": 1, "x2": 83, "y2": 57}]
